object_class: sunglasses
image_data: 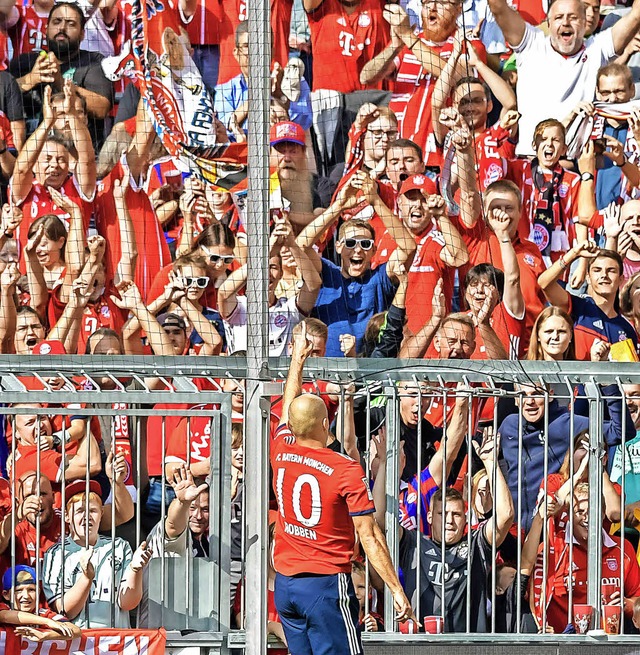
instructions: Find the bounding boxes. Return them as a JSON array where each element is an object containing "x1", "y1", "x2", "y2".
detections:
[
  {"x1": 342, "y1": 238, "x2": 374, "y2": 250},
  {"x1": 202, "y1": 245, "x2": 235, "y2": 265},
  {"x1": 180, "y1": 276, "x2": 209, "y2": 289}
]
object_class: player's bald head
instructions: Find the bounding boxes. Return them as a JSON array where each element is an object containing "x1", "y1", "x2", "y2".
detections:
[{"x1": 288, "y1": 394, "x2": 328, "y2": 444}]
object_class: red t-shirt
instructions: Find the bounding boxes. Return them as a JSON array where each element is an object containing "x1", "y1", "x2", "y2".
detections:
[
  {"x1": 473, "y1": 123, "x2": 515, "y2": 192},
  {"x1": 76, "y1": 289, "x2": 128, "y2": 355},
  {"x1": 12, "y1": 517, "x2": 61, "y2": 567},
  {"x1": 532, "y1": 529, "x2": 640, "y2": 632},
  {"x1": 405, "y1": 228, "x2": 455, "y2": 336},
  {"x1": 94, "y1": 160, "x2": 171, "y2": 301},
  {"x1": 389, "y1": 35, "x2": 486, "y2": 168},
  {"x1": 14, "y1": 175, "x2": 94, "y2": 273},
  {"x1": 8, "y1": 4, "x2": 48, "y2": 56},
  {"x1": 271, "y1": 424, "x2": 374, "y2": 575},
  {"x1": 307, "y1": 0, "x2": 389, "y2": 93}
]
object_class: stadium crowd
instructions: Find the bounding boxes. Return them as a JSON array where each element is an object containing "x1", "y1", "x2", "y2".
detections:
[{"x1": 1, "y1": 0, "x2": 640, "y2": 646}]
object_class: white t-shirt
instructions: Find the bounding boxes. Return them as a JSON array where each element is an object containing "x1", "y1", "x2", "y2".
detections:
[
  {"x1": 224, "y1": 295, "x2": 302, "y2": 356},
  {"x1": 43, "y1": 535, "x2": 133, "y2": 628},
  {"x1": 514, "y1": 23, "x2": 616, "y2": 155}
]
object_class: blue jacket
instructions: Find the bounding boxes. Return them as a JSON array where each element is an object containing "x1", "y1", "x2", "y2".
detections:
[{"x1": 499, "y1": 385, "x2": 633, "y2": 531}]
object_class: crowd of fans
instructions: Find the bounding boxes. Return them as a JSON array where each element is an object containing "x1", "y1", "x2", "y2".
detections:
[{"x1": 0, "y1": 0, "x2": 639, "y2": 645}]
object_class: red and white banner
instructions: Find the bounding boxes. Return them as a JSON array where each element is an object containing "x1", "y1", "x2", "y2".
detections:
[
  {"x1": 0, "y1": 627, "x2": 166, "y2": 654},
  {"x1": 130, "y1": 0, "x2": 247, "y2": 193}
]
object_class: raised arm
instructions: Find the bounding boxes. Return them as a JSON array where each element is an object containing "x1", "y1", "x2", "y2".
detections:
[
  {"x1": 486, "y1": 0, "x2": 527, "y2": 48},
  {"x1": 359, "y1": 30, "x2": 403, "y2": 85},
  {"x1": 63, "y1": 81, "x2": 96, "y2": 199},
  {"x1": 382, "y1": 4, "x2": 448, "y2": 76},
  {"x1": 433, "y1": 198, "x2": 469, "y2": 268},
  {"x1": 217, "y1": 263, "x2": 247, "y2": 320},
  {"x1": 474, "y1": 288, "x2": 509, "y2": 360},
  {"x1": 538, "y1": 240, "x2": 598, "y2": 310},
  {"x1": 431, "y1": 35, "x2": 464, "y2": 147},
  {"x1": 334, "y1": 383, "x2": 360, "y2": 461},
  {"x1": 611, "y1": 0, "x2": 640, "y2": 55},
  {"x1": 475, "y1": 429, "x2": 514, "y2": 546},
  {"x1": 398, "y1": 278, "x2": 445, "y2": 358},
  {"x1": 427, "y1": 393, "x2": 469, "y2": 487},
  {"x1": 281, "y1": 322, "x2": 314, "y2": 426},
  {"x1": 110, "y1": 281, "x2": 175, "y2": 356},
  {"x1": 451, "y1": 122, "x2": 483, "y2": 228},
  {"x1": 113, "y1": 177, "x2": 138, "y2": 284},
  {"x1": 179, "y1": 296, "x2": 224, "y2": 354},
  {"x1": 100, "y1": 449, "x2": 135, "y2": 530},
  {"x1": 0, "y1": 262, "x2": 18, "y2": 353},
  {"x1": 24, "y1": 224, "x2": 49, "y2": 319},
  {"x1": 486, "y1": 209, "x2": 525, "y2": 319},
  {"x1": 12, "y1": 86, "x2": 54, "y2": 204},
  {"x1": 164, "y1": 464, "x2": 209, "y2": 539},
  {"x1": 467, "y1": 41, "x2": 517, "y2": 115}
]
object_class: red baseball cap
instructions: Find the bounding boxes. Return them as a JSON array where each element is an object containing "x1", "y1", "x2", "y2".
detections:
[
  {"x1": 64, "y1": 479, "x2": 102, "y2": 502},
  {"x1": 270, "y1": 121, "x2": 305, "y2": 147},
  {"x1": 399, "y1": 174, "x2": 438, "y2": 197},
  {"x1": 32, "y1": 340, "x2": 66, "y2": 356}
]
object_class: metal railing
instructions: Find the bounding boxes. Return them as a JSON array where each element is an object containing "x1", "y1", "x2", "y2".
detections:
[{"x1": 2, "y1": 357, "x2": 640, "y2": 653}]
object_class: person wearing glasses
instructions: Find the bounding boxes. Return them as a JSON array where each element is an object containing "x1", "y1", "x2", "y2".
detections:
[
  {"x1": 487, "y1": 0, "x2": 640, "y2": 157},
  {"x1": 297, "y1": 170, "x2": 417, "y2": 356},
  {"x1": 218, "y1": 215, "x2": 322, "y2": 355},
  {"x1": 360, "y1": 0, "x2": 486, "y2": 170}
]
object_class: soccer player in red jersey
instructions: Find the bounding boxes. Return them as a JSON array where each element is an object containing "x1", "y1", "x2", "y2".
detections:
[{"x1": 272, "y1": 324, "x2": 415, "y2": 653}]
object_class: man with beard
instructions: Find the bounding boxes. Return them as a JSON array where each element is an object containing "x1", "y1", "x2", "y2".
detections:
[
  {"x1": 270, "y1": 121, "x2": 335, "y2": 232},
  {"x1": 359, "y1": 0, "x2": 486, "y2": 169},
  {"x1": 487, "y1": 0, "x2": 640, "y2": 156},
  {"x1": 10, "y1": 1, "x2": 113, "y2": 144}
]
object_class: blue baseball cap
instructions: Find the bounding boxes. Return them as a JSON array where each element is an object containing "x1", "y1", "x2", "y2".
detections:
[{"x1": 2, "y1": 565, "x2": 37, "y2": 591}]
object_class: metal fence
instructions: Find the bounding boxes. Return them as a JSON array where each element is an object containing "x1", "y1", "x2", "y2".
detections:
[{"x1": 2, "y1": 357, "x2": 640, "y2": 653}]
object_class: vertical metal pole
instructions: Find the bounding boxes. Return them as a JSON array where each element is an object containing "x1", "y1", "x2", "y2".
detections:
[
  {"x1": 384, "y1": 385, "x2": 400, "y2": 631},
  {"x1": 244, "y1": 0, "x2": 271, "y2": 644},
  {"x1": 585, "y1": 380, "x2": 604, "y2": 628}
]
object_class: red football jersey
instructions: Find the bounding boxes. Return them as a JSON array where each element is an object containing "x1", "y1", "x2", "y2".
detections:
[
  {"x1": 532, "y1": 529, "x2": 640, "y2": 633},
  {"x1": 8, "y1": 4, "x2": 48, "y2": 56},
  {"x1": 14, "y1": 175, "x2": 94, "y2": 273},
  {"x1": 76, "y1": 290, "x2": 128, "y2": 355},
  {"x1": 94, "y1": 160, "x2": 171, "y2": 300},
  {"x1": 389, "y1": 35, "x2": 486, "y2": 168},
  {"x1": 13, "y1": 517, "x2": 61, "y2": 567},
  {"x1": 180, "y1": 0, "x2": 223, "y2": 46},
  {"x1": 307, "y1": 0, "x2": 389, "y2": 93},
  {"x1": 271, "y1": 424, "x2": 374, "y2": 575},
  {"x1": 405, "y1": 229, "x2": 455, "y2": 336},
  {"x1": 165, "y1": 404, "x2": 219, "y2": 469}
]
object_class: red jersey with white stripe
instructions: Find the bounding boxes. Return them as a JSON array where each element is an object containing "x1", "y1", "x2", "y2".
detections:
[
  {"x1": 473, "y1": 123, "x2": 515, "y2": 191},
  {"x1": 94, "y1": 160, "x2": 171, "y2": 300},
  {"x1": 307, "y1": 0, "x2": 389, "y2": 93},
  {"x1": 217, "y1": 0, "x2": 292, "y2": 83},
  {"x1": 271, "y1": 423, "x2": 374, "y2": 576},
  {"x1": 9, "y1": 3, "x2": 48, "y2": 56},
  {"x1": 389, "y1": 35, "x2": 486, "y2": 168},
  {"x1": 77, "y1": 291, "x2": 128, "y2": 355},
  {"x1": 531, "y1": 528, "x2": 640, "y2": 633},
  {"x1": 405, "y1": 228, "x2": 454, "y2": 336},
  {"x1": 180, "y1": 0, "x2": 223, "y2": 46},
  {"x1": 14, "y1": 176, "x2": 94, "y2": 272}
]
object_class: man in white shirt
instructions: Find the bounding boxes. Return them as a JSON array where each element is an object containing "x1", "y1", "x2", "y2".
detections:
[{"x1": 487, "y1": 0, "x2": 640, "y2": 155}]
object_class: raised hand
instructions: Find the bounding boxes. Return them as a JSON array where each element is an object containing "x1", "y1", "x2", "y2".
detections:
[
  {"x1": 170, "y1": 463, "x2": 209, "y2": 504},
  {"x1": 79, "y1": 546, "x2": 95, "y2": 580},
  {"x1": 474, "y1": 426, "x2": 499, "y2": 465},
  {"x1": 487, "y1": 208, "x2": 512, "y2": 239},
  {"x1": 354, "y1": 102, "x2": 380, "y2": 132},
  {"x1": 49, "y1": 187, "x2": 81, "y2": 218},
  {"x1": 339, "y1": 333, "x2": 356, "y2": 357},
  {"x1": 130, "y1": 541, "x2": 152, "y2": 573},
  {"x1": 590, "y1": 338, "x2": 610, "y2": 362},
  {"x1": 1, "y1": 203, "x2": 22, "y2": 237},
  {"x1": 86, "y1": 234, "x2": 106, "y2": 261},
  {"x1": 603, "y1": 135, "x2": 626, "y2": 167},
  {"x1": 383, "y1": 4, "x2": 411, "y2": 38},
  {"x1": 291, "y1": 321, "x2": 314, "y2": 361},
  {"x1": 0, "y1": 262, "x2": 20, "y2": 289},
  {"x1": 25, "y1": 223, "x2": 45, "y2": 256},
  {"x1": 432, "y1": 277, "x2": 446, "y2": 323},
  {"x1": 106, "y1": 448, "x2": 128, "y2": 485},
  {"x1": 110, "y1": 281, "x2": 144, "y2": 312},
  {"x1": 603, "y1": 202, "x2": 623, "y2": 240},
  {"x1": 499, "y1": 110, "x2": 520, "y2": 132}
]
